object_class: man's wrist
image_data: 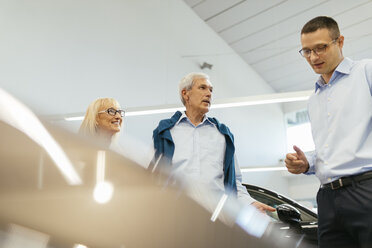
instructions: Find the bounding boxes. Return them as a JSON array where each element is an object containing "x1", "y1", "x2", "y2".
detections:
[{"x1": 303, "y1": 162, "x2": 310, "y2": 173}]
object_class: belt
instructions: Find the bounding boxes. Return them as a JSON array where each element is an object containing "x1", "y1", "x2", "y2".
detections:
[{"x1": 321, "y1": 171, "x2": 372, "y2": 190}]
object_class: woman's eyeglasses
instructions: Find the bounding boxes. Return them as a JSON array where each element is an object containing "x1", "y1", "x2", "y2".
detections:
[{"x1": 98, "y1": 108, "x2": 125, "y2": 117}]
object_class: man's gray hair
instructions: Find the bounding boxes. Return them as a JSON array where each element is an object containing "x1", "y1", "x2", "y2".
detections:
[{"x1": 179, "y1": 72, "x2": 210, "y2": 105}]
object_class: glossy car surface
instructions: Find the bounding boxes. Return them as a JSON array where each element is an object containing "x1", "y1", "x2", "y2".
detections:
[
  {"x1": 244, "y1": 183, "x2": 318, "y2": 248},
  {"x1": 0, "y1": 89, "x2": 313, "y2": 248},
  {"x1": 0, "y1": 116, "x2": 275, "y2": 248}
]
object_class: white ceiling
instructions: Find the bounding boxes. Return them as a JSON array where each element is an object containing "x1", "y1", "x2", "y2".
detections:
[{"x1": 184, "y1": 0, "x2": 372, "y2": 92}]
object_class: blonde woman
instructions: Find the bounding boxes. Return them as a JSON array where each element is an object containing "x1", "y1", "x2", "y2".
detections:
[{"x1": 79, "y1": 98, "x2": 124, "y2": 147}]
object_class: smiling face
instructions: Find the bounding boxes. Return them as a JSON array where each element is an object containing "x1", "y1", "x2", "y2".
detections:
[
  {"x1": 301, "y1": 28, "x2": 344, "y2": 82},
  {"x1": 182, "y1": 77, "x2": 213, "y2": 115},
  {"x1": 96, "y1": 103, "x2": 123, "y2": 137}
]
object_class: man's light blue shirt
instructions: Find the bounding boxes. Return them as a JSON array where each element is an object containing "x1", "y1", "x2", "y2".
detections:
[
  {"x1": 306, "y1": 57, "x2": 372, "y2": 184},
  {"x1": 170, "y1": 112, "x2": 255, "y2": 204}
]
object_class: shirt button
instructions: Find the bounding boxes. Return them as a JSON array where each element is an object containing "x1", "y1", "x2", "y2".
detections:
[
  {"x1": 328, "y1": 113, "x2": 331, "y2": 116},
  {"x1": 325, "y1": 144, "x2": 329, "y2": 147}
]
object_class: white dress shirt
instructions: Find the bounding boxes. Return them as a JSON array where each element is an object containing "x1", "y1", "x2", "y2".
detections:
[
  {"x1": 170, "y1": 112, "x2": 255, "y2": 205},
  {"x1": 305, "y1": 58, "x2": 372, "y2": 184}
]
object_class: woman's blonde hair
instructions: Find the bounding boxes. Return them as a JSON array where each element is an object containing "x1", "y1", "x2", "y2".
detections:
[{"x1": 79, "y1": 98, "x2": 122, "y2": 141}]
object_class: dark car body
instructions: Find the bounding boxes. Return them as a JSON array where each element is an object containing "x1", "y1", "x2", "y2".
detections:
[{"x1": 244, "y1": 183, "x2": 318, "y2": 248}]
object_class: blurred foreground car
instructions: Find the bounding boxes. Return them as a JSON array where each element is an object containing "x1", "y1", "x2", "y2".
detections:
[
  {"x1": 0, "y1": 89, "x2": 283, "y2": 248},
  {"x1": 244, "y1": 184, "x2": 318, "y2": 248},
  {"x1": 0, "y1": 119, "x2": 276, "y2": 248}
]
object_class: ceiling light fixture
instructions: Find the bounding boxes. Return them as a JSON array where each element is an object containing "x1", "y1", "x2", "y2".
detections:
[
  {"x1": 63, "y1": 90, "x2": 312, "y2": 121},
  {"x1": 200, "y1": 62, "x2": 213, "y2": 70},
  {"x1": 64, "y1": 116, "x2": 84, "y2": 121},
  {"x1": 240, "y1": 166, "x2": 287, "y2": 172}
]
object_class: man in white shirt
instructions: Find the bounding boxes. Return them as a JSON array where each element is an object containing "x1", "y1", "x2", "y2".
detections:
[{"x1": 285, "y1": 16, "x2": 372, "y2": 247}]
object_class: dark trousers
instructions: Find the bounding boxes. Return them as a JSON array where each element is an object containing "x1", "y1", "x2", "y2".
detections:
[{"x1": 317, "y1": 177, "x2": 372, "y2": 248}]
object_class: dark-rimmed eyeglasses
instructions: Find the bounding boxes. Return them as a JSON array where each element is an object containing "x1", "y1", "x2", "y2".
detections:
[
  {"x1": 299, "y1": 38, "x2": 339, "y2": 58},
  {"x1": 98, "y1": 108, "x2": 125, "y2": 117}
]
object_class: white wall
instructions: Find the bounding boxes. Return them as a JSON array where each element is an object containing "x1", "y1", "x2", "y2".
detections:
[
  {"x1": 288, "y1": 174, "x2": 320, "y2": 207},
  {"x1": 283, "y1": 99, "x2": 319, "y2": 202},
  {"x1": 282, "y1": 101, "x2": 308, "y2": 114},
  {"x1": 242, "y1": 171, "x2": 290, "y2": 196},
  {"x1": 0, "y1": 0, "x2": 288, "y2": 191}
]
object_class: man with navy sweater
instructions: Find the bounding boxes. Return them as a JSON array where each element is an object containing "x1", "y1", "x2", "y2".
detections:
[{"x1": 152, "y1": 72, "x2": 274, "y2": 212}]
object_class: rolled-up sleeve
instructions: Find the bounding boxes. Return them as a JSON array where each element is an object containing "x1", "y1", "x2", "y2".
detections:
[{"x1": 234, "y1": 156, "x2": 256, "y2": 205}]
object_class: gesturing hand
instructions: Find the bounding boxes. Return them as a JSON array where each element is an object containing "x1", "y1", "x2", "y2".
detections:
[{"x1": 285, "y1": 145, "x2": 309, "y2": 174}]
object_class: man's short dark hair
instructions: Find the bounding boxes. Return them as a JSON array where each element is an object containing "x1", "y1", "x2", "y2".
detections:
[{"x1": 301, "y1": 16, "x2": 340, "y2": 40}]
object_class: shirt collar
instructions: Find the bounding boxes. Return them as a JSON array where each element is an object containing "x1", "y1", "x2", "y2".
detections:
[
  {"x1": 176, "y1": 111, "x2": 214, "y2": 127},
  {"x1": 315, "y1": 57, "x2": 354, "y2": 92},
  {"x1": 175, "y1": 111, "x2": 188, "y2": 125}
]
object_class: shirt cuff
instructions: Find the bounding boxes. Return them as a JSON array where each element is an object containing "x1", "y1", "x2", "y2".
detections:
[
  {"x1": 237, "y1": 188, "x2": 256, "y2": 205},
  {"x1": 304, "y1": 151, "x2": 316, "y2": 175}
]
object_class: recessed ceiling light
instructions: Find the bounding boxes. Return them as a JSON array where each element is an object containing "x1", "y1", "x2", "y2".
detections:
[{"x1": 64, "y1": 90, "x2": 312, "y2": 121}]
